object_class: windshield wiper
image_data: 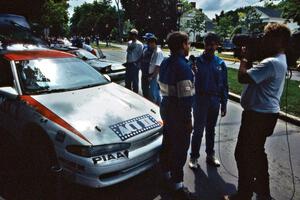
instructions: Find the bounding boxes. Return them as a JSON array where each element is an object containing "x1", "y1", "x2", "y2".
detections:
[
  {"x1": 72, "y1": 82, "x2": 107, "y2": 90},
  {"x1": 26, "y1": 83, "x2": 107, "y2": 95},
  {"x1": 28, "y1": 88, "x2": 73, "y2": 95}
]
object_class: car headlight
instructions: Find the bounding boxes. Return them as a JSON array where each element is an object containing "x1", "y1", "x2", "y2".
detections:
[{"x1": 66, "y1": 143, "x2": 131, "y2": 157}]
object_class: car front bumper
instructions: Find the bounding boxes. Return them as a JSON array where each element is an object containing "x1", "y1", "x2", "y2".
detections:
[
  {"x1": 57, "y1": 134, "x2": 162, "y2": 188},
  {"x1": 107, "y1": 70, "x2": 126, "y2": 81}
]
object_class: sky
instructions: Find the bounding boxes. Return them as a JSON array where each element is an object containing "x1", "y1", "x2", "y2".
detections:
[
  {"x1": 68, "y1": 0, "x2": 281, "y2": 20},
  {"x1": 192, "y1": 0, "x2": 267, "y2": 19}
]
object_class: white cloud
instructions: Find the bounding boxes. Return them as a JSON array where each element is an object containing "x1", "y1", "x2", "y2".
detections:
[{"x1": 191, "y1": 0, "x2": 263, "y2": 19}]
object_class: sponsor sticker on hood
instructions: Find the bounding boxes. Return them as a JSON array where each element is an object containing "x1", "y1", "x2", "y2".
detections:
[{"x1": 109, "y1": 114, "x2": 160, "y2": 141}]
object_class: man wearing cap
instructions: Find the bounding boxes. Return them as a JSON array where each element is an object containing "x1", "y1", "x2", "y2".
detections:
[
  {"x1": 125, "y1": 29, "x2": 143, "y2": 93},
  {"x1": 189, "y1": 32, "x2": 228, "y2": 169},
  {"x1": 141, "y1": 33, "x2": 164, "y2": 105}
]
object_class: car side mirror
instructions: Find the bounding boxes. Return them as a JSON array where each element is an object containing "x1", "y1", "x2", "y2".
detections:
[
  {"x1": 103, "y1": 74, "x2": 111, "y2": 82},
  {"x1": 82, "y1": 56, "x2": 88, "y2": 61},
  {"x1": 101, "y1": 55, "x2": 106, "y2": 59},
  {"x1": 0, "y1": 87, "x2": 18, "y2": 99}
]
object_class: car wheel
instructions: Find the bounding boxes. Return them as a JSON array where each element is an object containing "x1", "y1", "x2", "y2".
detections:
[{"x1": 22, "y1": 126, "x2": 57, "y2": 199}]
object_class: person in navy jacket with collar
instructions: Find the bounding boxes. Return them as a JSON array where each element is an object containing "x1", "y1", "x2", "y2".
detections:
[
  {"x1": 189, "y1": 32, "x2": 228, "y2": 169},
  {"x1": 159, "y1": 32, "x2": 196, "y2": 200}
]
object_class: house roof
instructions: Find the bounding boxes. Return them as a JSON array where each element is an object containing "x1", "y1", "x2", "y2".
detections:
[{"x1": 255, "y1": 7, "x2": 282, "y2": 18}]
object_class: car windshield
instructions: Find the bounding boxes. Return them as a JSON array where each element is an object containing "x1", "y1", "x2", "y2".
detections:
[
  {"x1": 15, "y1": 57, "x2": 108, "y2": 95},
  {"x1": 74, "y1": 49, "x2": 98, "y2": 60}
]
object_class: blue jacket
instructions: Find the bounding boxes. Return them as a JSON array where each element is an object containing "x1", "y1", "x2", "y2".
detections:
[
  {"x1": 159, "y1": 54, "x2": 194, "y2": 119},
  {"x1": 195, "y1": 54, "x2": 228, "y2": 111}
]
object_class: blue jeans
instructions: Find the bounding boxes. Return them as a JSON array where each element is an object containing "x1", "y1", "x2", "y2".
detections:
[
  {"x1": 190, "y1": 95, "x2": 220, "y2": 159},
  {"x1": 125, "y1": 62, "x2": 139, "y2": 93},
  {"x1": 149, "y1": 76, "x2": 161, "y2": 105}
]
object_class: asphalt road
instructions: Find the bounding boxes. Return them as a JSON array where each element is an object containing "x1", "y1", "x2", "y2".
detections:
[{"x1": 0, "y1": 48, "x2": 299, "y2": 200}]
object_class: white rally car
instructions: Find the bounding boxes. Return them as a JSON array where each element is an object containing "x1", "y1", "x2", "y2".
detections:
[{"x1": 0, "y1": 47, "x2": 163, "y2": 188}]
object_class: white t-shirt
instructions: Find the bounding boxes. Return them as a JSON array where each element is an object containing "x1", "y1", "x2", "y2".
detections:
[
  {"x1": 241, "y1": 53, "x2": 287, "y2": 113},
  {"x1": 148, "y1": 47, "x2": 164, "y2": 74}
]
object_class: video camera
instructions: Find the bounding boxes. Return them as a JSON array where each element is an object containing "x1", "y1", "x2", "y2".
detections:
[{"x1": 232, "y1": 31, "x2": 300, "y2": 68}]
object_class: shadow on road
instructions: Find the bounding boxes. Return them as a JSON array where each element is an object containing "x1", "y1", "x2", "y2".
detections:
[{"x1": 193, "y1": 164, "x2": 236, "y2": 200}]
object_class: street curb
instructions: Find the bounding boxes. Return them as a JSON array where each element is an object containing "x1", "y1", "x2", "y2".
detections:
[{"x1": 228, "y1": 92, "x2": 300, "y2": 126}]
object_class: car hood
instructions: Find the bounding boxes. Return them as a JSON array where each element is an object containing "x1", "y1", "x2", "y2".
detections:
[
  {"x1": 31, "y1": 83, "x2": 162, "y2": 145},
  {"x1": 86, "y1": 59, "x2": 110, "y2": 69},
  {"x1": 98, "y1": 59, "x2": 125, "y2": 71}
]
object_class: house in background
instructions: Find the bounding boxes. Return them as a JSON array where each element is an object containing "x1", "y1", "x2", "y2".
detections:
[
  {"x1": 254, "y1": 7, "x2": 299, "y2": 31},
  {"x1": 180, "y1": 7, "x2": 215, "y2": 42}
]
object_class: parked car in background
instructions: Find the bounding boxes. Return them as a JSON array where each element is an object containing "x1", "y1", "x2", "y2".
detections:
[
  {"x1": 218, "y1": 39, "x2": 235, "y2": 53},
  {"x1": 0, "y1": 13, "x2": 46, "y2": 47},
  {"x1": 53, "y1": 47, "x2": 126, "y2": 81}
]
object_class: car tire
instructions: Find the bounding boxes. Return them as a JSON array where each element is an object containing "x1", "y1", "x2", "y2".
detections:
[{"x1": 22, "y1": 125, "x2": 57, "y2": 199}]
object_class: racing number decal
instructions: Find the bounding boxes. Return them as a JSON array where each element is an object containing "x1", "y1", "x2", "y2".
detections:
[{"x1": 109, "y1": 114, "x2": 161, "y2": 141}]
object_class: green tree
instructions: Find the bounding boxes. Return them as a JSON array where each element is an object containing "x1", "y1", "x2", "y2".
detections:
[
  {"x1": 239, "y1": 7, "x2": 264, "y2": 34},
  {"x1": 280, "y1": 0, "x2": 300, "y2": 25},
  {"x1": 215, "y1": 15, "x2": 234, "y2": 39},
  {"x1": 120, "y1": 0, "x2": 178, "y2": 43},
  {"x1": 70, "y1": 1, "x2": 118, "y2": 39},
  {"x1": 184, "y1": 9, "x2": 206, "y2": 41},
  {"x1": 41, "y1": 0, "x2": 69, "y2": 36}
]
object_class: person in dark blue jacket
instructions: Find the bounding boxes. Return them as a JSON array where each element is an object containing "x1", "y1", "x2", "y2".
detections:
[
  {"x1": 189, "y1": 33, "x2": 228, "y2": 169},
  {"x1": 159, "y1": 32, "x2": 196, "y2": 200}
]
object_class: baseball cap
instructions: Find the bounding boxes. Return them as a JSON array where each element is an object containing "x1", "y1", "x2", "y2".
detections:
[
  {"x1": 143, "y1": 33, "x2": 157, "y2": 41},
  {"x1": 129, "y1": 29, "x2": 139, "y2": 35}
]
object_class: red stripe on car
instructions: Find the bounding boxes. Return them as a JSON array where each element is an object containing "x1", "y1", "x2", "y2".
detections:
[
  {"x1": 4, "y1": 50, "x2": 75, "y2": 61},
  {"x1": 19, "y1": 95, "x2": 92, "y2": 144}
]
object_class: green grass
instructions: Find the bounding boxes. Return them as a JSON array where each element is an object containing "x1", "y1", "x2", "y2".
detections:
[{"x1": 227, "y1": 68, "x2": 300, "y2": 117}]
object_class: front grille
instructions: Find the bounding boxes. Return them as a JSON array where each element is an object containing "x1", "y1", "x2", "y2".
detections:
[
  {"x1": 99, "y1": 155, "x2": 157, "y2": 180},
  {"x1": 130, "y1": 131, "x2": 162, "y2": 150}
]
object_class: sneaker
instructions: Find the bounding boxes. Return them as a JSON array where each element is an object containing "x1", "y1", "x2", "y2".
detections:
[
  {"x1": 188, "y1": 158, "x2": 199, "y2": 169},
  {"x1": 206, "y1": 155, "x2": 220, "y2": 167},
  {"x1": 173, "y1": 187, "x2": 197, "y2": 200}
]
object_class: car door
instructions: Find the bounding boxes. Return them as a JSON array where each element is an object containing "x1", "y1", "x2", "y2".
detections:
[{"x1": 0, "y1": 58, "x2": 19, "y2": 137}]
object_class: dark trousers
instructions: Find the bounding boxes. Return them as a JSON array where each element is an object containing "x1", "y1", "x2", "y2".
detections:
[
  {"x1": 235, "y1": 110, "x2": 278, "y2": 199},
  {"x1": 160, "y1": 101, "x2": 192, "y2": 183},
  {"x1": 125, "y1": 62, "x2": 139, "y2": 93},
  {"x1": 141, "y1": 74, "x2": 150, "y2": 99},
  {"x1": 191, "y1": 95, "x2": 220, "y2": 158}
]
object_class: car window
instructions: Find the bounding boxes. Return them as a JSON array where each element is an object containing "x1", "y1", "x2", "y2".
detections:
[
  {"x1": 15, "y1": 57, "x2": 108, "y2": 95},
  {"x1": 0, "y1": 59, "x2": 14, "y2": 87},
  {"x1": 74, "y1": 49, "x2": 98, "y2": 60}
]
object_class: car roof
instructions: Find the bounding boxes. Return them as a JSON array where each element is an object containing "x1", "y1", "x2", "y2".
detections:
[{"x1": 2, "y1": 49, "x2": 75, "y2": 61}]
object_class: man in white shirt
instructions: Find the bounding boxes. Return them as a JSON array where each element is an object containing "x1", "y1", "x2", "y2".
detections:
[
  {"x1": 141, "y1": 33, "x2": 164, "y2": 105},
  {"x1": 125, "y1": 29, "x2": 143, "y2": 93},
  {"x1": 223, "y1": 23, "x2": 291, "y2": 200}
]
